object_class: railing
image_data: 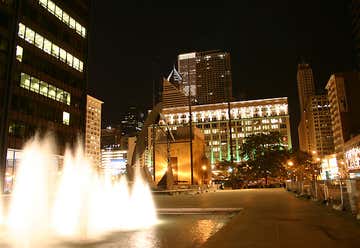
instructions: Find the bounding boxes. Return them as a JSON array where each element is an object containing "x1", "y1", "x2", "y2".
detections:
[{"x1": 286, "y1": 179, "x2": 360, "y2": 218}]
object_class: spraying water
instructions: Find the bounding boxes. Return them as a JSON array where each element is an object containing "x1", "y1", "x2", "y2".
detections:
[{"x1": 0, "y1": 135, "x2": 158, "y2": 247}]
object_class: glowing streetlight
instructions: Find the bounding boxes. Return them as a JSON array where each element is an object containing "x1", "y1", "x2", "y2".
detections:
[
  {"x1": 202, "y1": 165, "x2": 207, "y2": 171},
  {"x1": 312, "y1": 150, "x2": 317, "y2": 155},
  {"x1": 316, "y1": 157, "x2": 321, "y2": 162},
  {"x1": 287, "y1": 161, "x2": 294, "y2": 166}
]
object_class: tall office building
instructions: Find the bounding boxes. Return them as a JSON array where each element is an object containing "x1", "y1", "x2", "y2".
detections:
[
  {"x1": 178, "y1": 50, "x2": 232, "y2": 105},
  {"x1": 0, "y1": 0, "x2": 90, "y2": 186},
  {"x1": 297, "y1": 62, "x2": 316, "y2": 152},
  {"x1": 326, "y1": 72, "x2": 360, "y2": 176},
  {"x1": 85, "y1": 95, "x2": 102, "y2": 167},
  {"x1": 305, "y1": 95, "x2": 334, "y2": 157},
  {"x1": 297, "y1": 62, "x2": 315, "y2": 111}
]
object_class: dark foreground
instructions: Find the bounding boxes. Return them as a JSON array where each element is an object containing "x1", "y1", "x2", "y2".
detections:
[{"x1": 154, "y1": 188, "x2": 360, "y2": 248}]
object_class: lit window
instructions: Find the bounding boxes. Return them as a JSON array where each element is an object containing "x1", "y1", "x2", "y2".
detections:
[
  {"x1": 51, "y1": 43, "x2": 59, "y2": 58},
  {"x1": 43, "y1": 39, "x2": 51, "y2": 54},
  {"x1": 56, "y1": 89, "x2": 65, "y2": 102},
  {"x1": 20, "y1": 73, "x2": 30, "y2": 89},
  {"x1": 16, "y1": 46, "x2": 23, "y2": 62},
  {"x1": 62, "y1": 12, "x2": 69, "y2": 24},
  {"x1": 19, "y1": 23, "x2": 84, "y2": 72},
  {"x1": 73, "y1": 57, "x2": 79, "y2": 70},
  {"x1": 39, "y1": 81, "x2": 48, "y2": 96},
  {"x1": 55, "y1": 5, "x2": 62, "y2": 19},
  {"x1": 30, "y1": 77, "x2": 40, "y2": 93},
  {"x1": 63, "y1": 112, "x2": 70, "y2": 125},
  {"x1": 18, "y1": 23, "x2": 25, "y2": 38},
  {"x1": 48, "y1": 85, "x2": 56, "y2": 99},
  {"x1": 39, "y1": 0, "x2": 47, "y2": 7},
  {"x1": 25, "y1": 28, "x2": 35, "y2": 43},
  {"x1": 79, "y1": 61, "x2": 83, "y2": 72},
  {"x1": 19, "y1": 72, "x2": 71, "y2": 105},
  {"x1": 75, "y1": 22, "x2": 82, "y2": 34},
  {"x1": 35, "y1": 33, "x2": 44, "y2": 49},
  {"x1": 66, "y1": 53, "x2": 73, "y2": 67},
  {"x1": 69, "y1": 17, "x2": 75, "y2": 29},
  {"x1": 81, "y1": 26, "x2": 86, "y2": 37},
  {"x1": 59, "y1": 48, "x2": 66, "y2": 62},
  {"x1": 47, "y1": 0, "x2": 55, "y2": 13}
]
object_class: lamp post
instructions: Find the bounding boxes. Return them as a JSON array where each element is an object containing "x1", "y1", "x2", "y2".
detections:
[{"x1": 202, "y1": 165, "x2": 207, "y2": 185}]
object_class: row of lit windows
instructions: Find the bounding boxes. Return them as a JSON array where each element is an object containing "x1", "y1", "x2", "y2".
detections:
[
  {"x1": 39, "y1": 0, "x2": 86, "y2": 37},
  {"x1": 165, "y1": 106, "x2": 288, "y2": 124},
  {"x1": 18, "y1": 23, "x2": 83, "y2": 72},
  {"x1": 20, "y1": 72, "x2": 71, "y2": 105}
]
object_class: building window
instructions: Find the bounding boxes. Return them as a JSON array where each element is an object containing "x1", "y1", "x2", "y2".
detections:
[
  {"x1": 18, "y1": 23, "x2": 84, "y2": 72},
  {"x1": 16, "y1": 45, "x2": 23, "y2": 62},
  {"x1": 34, "y1": 33, "x2": 44, "y2": 49},
  {"x1": 19, "y1": 72, "x2": 71, "y2": 105},
  {"x1": 38, "y1": 0, "x2": 87, "y2": 38},
  {"x1": 20, "y1": 73, "x2": 30, "y2": 89},
  {"x1": 63, "y1": 112, "x2": 70, "y2": 125}
]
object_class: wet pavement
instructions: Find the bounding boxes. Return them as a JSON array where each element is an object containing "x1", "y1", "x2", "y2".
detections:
[{"x1": 154, "y1": 188, "x2": 360, "y2": 248}]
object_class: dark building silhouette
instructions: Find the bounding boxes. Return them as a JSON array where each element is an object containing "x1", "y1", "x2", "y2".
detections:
[{"x1": 0, "y1": 0, "x2": 90, "y2": 188}]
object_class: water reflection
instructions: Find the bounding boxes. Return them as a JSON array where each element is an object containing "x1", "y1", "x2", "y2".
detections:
[{"x1": 192, "y1": 219, "x2": 225, "y2": 244}]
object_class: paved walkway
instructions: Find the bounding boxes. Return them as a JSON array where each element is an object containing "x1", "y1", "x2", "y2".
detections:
[{"x1": 154, "y1": 188, "x2": 360, "y2": 248}]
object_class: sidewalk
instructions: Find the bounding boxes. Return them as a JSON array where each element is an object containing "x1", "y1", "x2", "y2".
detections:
[{"x1": 154, "y1": 188, "x2": 360, "y2": 248}]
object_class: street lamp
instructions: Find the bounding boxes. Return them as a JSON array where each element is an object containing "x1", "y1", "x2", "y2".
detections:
[
  {"x1": 202, "y1": 165, "x2": 207, "y2": 185},
  {"x1": 287, "y1": 161, "x2": 294, "y2": 166}
]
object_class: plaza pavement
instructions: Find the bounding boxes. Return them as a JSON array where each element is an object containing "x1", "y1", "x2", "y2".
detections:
[{"x1": 153, "y1": 188, "x2": 360, "y2": 248}]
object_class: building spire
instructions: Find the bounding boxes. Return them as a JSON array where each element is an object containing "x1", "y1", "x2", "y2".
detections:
[{"x1": 166, "y1": 64, "x2": 182, "y2": 84}]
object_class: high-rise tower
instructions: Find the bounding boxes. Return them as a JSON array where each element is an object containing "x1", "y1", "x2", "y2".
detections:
[
  {"x1": 297, "y1": 62, "x2": 315, "y2": 112},
  {"x1": 0, "y1": 0, "x2": 90, "y2": 189},
  {"x1": 178, "y1": 50, "x2": 232, "y2": 105}
]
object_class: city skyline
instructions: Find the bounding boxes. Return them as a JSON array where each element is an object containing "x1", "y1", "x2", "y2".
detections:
[{"x1": 88, "y1": 0, "x2": 354, "y2": 149}]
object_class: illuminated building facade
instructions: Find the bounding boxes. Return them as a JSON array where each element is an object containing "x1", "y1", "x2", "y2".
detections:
[
  {"x1": 0, "y1": 0, "x2": 90, "y2": 187},
  {"x1": 85, "y1": 95, "x2": 102, "y2": 167},
  {"x1": 320, "y1": 154, "x2": 339, "y2": 180},
  {"x1": 100, "y1": 147, "x2": 127, "y2": 176},
  {"x1": 344, "y1": 134, "x2": 360, "y2": 178},
  {"x1": 151, "y1": 127, "x2": 210, "y2": 186},
  {"x1": 160, "y1": 97, "x2": 292, "y2": 165},
  {"x1": 305, "y1": 95, "x2": 334, "y2": 156},
  {"x1": 297, "y1": 62, "x2": 315, "y2": 152},
  {"x1": 178, "y1": 50, "x2": 232, "y2": 105},
  {"x1": 326, "y1": 72, "x2": 360, "y2": 177}
]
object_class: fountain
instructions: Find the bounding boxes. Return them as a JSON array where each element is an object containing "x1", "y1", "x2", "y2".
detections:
[{"x1": 0, "y1": 135, "x2": 158, "y2": 247}]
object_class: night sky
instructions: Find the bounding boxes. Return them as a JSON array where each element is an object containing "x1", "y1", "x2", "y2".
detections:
[{"x1": 88, "y1": 0, "x2": 354, "y2": 149}]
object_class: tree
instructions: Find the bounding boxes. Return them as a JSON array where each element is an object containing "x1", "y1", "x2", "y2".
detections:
[
  {"x1": 240, "y1": 132, "x2": 289, "y2": 185},
  {"x1": 287, "y1": 151, "x2": 321, "y2": 182}
]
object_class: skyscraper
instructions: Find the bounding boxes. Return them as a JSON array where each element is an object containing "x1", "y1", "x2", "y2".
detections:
[
  {"x1": 85, "y1": 95, "x2": 102, "y2": 167},
  {"x1": 305, "y1": 95, "x2": 334, "y2": 157},
  {"x1": 0, "y1": 0, "x2": 90, "y2": 187},
  {"x1": 297, "y1": 62, "x2": 316, "y2": 152},
  {"x1": 326, "y1": 72, "x2": 360, "y2": 177},
  {"x1": 297, "y1": 62, "x2": 315, "y2": 112},
  {"x1": 178, "y1": 50, "x2": 232, "y2": 105}
]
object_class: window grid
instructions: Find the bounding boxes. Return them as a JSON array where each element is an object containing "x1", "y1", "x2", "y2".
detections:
[
  {"x1": 20, "y1": 72, "x2": 71, "y2": 106},
  {"x1": 38, "y1": 0, "x2": 86, "y2": 38},
  {"x1": 18, "y1": 23, "x2": 83, "y2": 72}
]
